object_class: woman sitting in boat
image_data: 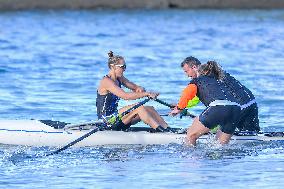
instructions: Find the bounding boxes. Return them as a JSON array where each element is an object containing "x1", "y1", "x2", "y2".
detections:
[
  {"x1": 169, "y1": 57, "x2": 260, "y2": 145},
  {"x1": 96, "y1": 51, "x2": 169, "y2": 132}
]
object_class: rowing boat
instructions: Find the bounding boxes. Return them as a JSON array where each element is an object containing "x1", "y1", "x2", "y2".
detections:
[{"x1": 0, "y1": 120, "x2": 283, "y2": 147}]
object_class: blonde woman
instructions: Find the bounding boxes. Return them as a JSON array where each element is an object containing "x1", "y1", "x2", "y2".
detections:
[{"x1": 96, "y1": 51, "x2": 169, "y2": 132}]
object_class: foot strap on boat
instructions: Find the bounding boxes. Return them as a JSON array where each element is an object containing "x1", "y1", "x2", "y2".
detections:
[
  {"x1": 124, "y1": 127, "x2": 186, "y2": 134},
  {"x1": 155, "y1": 126, "x2": 168, "y2": 132}
]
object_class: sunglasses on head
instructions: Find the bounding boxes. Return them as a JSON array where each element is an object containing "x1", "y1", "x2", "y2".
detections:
[{"x1": 115, "y1": 64, "x2": 126, "y2": 70}]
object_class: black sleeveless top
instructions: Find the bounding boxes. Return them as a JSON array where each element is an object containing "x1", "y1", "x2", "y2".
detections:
[
  {"x1": 221, "y1": 72, "x2": 255, "y2": 105},
  {"x1": 96, "y1": 76, "x2": 122, "y2": 119},
  {"x1": 190, "y1": 74, "x2": 238, "y2": 107}
]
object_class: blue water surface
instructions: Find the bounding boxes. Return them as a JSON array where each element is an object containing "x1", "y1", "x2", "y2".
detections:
[{"x1": 0, "y1": 9, "x2": 284, "y2": 189}]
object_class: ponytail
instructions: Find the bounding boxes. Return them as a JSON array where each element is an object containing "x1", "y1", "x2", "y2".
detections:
[{"x1": 199, "y1": 61, "x2": 224, "y2": 80}]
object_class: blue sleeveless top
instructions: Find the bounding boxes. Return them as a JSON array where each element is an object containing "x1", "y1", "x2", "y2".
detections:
[
  {"x1": 190, "y1": 74, "x2": 238, "y2": 107},
  {"x1": 96, "y1": 76, "x2": 122, "y2": 119}
]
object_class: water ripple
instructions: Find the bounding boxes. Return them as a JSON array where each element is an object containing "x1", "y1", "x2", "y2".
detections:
[{"x1": 0, "y1": 9, "x2": 284, "y2": 188}]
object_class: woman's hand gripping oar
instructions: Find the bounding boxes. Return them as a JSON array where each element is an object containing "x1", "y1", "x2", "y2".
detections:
[
  {"x1": 46, "y1": 98, "x2": 151, "y2": 156},
  {"x1": 155, "y1": 98, "x2": 196, "y2": 118}
]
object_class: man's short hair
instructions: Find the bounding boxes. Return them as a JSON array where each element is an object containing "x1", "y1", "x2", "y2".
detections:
[{"x1": 181, "y1": 56, "x2": 201, "y2": 67}]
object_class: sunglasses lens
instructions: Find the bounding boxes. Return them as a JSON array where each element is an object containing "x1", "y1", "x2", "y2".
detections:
[{"x1": 115, "y1": 64, "x2": 126, "y2": 70}]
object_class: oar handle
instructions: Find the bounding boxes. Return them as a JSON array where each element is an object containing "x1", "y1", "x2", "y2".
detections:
[
  {"x1": 155, "y1": 98, "x2": 196, "y2": 118},
  {"x1": 180, "y1": 109, "x2": 196, "y2": 118}
]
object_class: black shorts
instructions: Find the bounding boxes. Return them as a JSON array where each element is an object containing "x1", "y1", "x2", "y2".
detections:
[
  {"x1": 199, "y1": 105, "x2": 241, "y2": 134},
  {"x1": 110, "y1": 119, "x2": 132, "y2": 131},
  {"x1": 237, "y1": 103, "x2": 260, "y2": 132}
]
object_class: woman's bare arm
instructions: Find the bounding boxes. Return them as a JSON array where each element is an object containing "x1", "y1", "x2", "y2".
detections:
[
  {"x1": 119, "y1": 76, "x2": 145, "y2": 92},
  {"x1": 99, "y1": 77, "x2": 150, "y2": 100}
]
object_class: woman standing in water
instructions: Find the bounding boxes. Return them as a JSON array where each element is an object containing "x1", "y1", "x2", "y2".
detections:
[
  {"x1": 96, "y1": 51, "x2": 169, "y2": 132},
  {"x1": 170, "y1": 57, "x2": 259, "y2": 145}
]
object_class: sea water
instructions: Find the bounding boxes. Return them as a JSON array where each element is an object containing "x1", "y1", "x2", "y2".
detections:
[{"x1": 0, "y1": 9, "x2": 284, "y2": 189}]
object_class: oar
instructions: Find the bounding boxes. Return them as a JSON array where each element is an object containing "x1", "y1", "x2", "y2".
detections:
[
  {"x1": 155, "y1": 98, "x2": 196, "y2": 118},
  {"x1": 155, "y1": 98, "x2": 175, "y2": 108},
  {"x1": 46, "y1": 98, "x2": 151, "y2": 156}
]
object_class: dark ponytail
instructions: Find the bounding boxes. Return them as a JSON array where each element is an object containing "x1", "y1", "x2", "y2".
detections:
[{"x1": 199, "y1": 61, "x2": 224, "y2": 80}]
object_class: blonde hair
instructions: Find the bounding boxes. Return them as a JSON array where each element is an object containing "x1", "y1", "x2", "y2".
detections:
[{"x1": 107, "y1": 51, "x2": 124, "y2": 68}]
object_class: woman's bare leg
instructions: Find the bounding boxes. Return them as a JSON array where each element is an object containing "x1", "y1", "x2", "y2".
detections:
[
  {"x1": 119, "y1": 104, "x2": 162, "y2": 129},
  {"x1": 186, "y1": 117, "x2": 210, "y2": 146},
  {"x1": 215, "y1": 129, "x2": 222, "y2": 140},
  {"x1": 216, "y1": 132, "x2": 232, "y2": 144},
  {"x1": 144, "y1": 106, "x2": 168, "y2": 128},
  {"x1": 208, "y1": 127, "x2": 233, "y2": 144}
]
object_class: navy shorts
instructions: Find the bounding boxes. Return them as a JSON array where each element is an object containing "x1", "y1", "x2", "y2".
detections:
[
  {"x1": 237, "y1": 103, "x2": 260, "y2": 132},
  {"x1": 199, "y1": 105, "x2": 241, "y2": 134}
]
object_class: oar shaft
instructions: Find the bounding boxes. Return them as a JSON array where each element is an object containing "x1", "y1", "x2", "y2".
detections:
[
  {"x1": 121, "y1": 98, "x2": 151, "y2": 117},
  {"x1": 47, "y1": 98, "x2": 151, "y2": 156},
  {"x1": 182, "y1": 110, "x2": 196, "y2": 118},
  {"x1": 155, "y1": 98, "x2": 196, "y2": 118},
  {"x1": 155, "y1": 98, "x2": 175, "y2": 108},
  {"x1": 47, "y1": 128, "x2": 99, "y2": 156}
]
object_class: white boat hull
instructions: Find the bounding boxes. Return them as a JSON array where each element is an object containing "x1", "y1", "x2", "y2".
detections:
[
  {"x1": 0, "y1": 120, "x2": 283, "y2": 147},
  {"x1": 0, "y1": 120, "x2": 186, "y2": 147}
]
